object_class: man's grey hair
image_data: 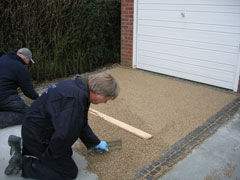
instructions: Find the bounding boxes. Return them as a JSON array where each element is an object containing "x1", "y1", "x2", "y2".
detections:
[{"x1": 88, "y1": 72, "x2": 120, "y2": 99}]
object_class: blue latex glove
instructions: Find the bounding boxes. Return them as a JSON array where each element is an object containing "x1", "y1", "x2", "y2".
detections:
[
  {"x1": 20, "y1": 96, "x2": 25, "y2": 102},
  {"x1": 38, "y1": 94, "x2": 41, "y2": 97},
  {"x1": 95, "y1": 141, "x2": 109, "y2": 152}
]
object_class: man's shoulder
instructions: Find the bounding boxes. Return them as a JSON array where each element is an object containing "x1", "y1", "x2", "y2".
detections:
[
  {"x1": 59, "y1": 79, "x2": 88, "y2": 90},
  {"x1": 0, "y1": 54, "x2": 11, "y2": 62},
  {"x1": 46, "y1": 79, "x2": 89, "y2": 99},
  {"x1": 0, "y1": 54, "x2": 7, "y2": 59},
  {"x1": 0, "y1": 54, "x2": 22, "y2": 65}
]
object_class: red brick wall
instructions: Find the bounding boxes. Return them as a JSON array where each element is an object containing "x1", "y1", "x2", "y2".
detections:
[{"x1": 121, "y1": 0, "x2": 134, "y2": 66}]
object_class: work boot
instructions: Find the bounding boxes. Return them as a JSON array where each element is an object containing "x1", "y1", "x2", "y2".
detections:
[
  {"x1": 4, "y1": 152, "x2": 23, "y2": 175},
  {"x1": 8, "y1": 135, "x2": 21, "y2": 155}
]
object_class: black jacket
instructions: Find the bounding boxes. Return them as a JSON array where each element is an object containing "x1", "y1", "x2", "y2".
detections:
[
  {"x1": 22, "y1": 78, "x2": 100, "y2": 159},
  {"x1": 0, "y1": 53, "x2": 39, "y2": 101}
]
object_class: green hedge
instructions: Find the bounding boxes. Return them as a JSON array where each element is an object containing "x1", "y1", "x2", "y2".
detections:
[{"x1": 0, "y1": 0, "x2": 120, "y2": 81}]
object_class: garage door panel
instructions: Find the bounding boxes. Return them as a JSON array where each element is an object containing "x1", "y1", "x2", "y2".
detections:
[
  {"x1": 139, "y1": 10, "x2": 240, "y2": 27},
  {"x1": 139, "y1": 35, "x2": 238, "y2": 54},
  {"x1": 139, "y1": 0, "x2": 240, "y2": 6},
  {"x1": 137, "y1": 63, "x2": 233, "y2": 89},
  {"x1": 138, "y1": 25, "x2": 240, "y2": 47},
  {"x1": 138, "y1": 50, "x2": 235, "y2": 73},
  {"x1": 138, "y1": 41, "x2": 238, "y2": 66},
  {"x1": 139, "y1": 4, "x2": 240, "y2": 14},
  {"x1": 139, "y1": 19, "x2": 240, "y2": 35},
  {"x1": 136, "y1": 0, "x2": 240, "y2": 90},
  {"x1": 138, "y1": 55, "x2": 234, "y2": 82}
]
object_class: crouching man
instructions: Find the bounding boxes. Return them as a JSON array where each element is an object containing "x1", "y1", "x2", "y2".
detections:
[
  {"x1": 0, "y1": 48, "x2": 39, "y2": 128},
  {"x1": 4, "y1": 72, "x2": 120, "y2": 180}
]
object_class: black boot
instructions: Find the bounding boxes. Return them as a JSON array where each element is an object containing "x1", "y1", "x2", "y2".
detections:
[
  {"x1": 4, "y1": 152, "x2": 23, "y2": 175},
  {"x1": 8, "y1": 135, "x2": 21, "y2": 155}
]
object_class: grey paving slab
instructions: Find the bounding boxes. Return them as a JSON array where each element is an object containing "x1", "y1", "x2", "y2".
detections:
[
  {"x1": 160, "y1": 113, "x2": 240, "y2": 180},
  {"x1": 0, "y1": 125, "x2": 98, "y2": 180}
]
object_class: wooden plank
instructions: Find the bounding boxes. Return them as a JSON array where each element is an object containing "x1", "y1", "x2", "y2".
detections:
[{"x1": 89, "y1": 108, "x2": 153, "y2": 139}]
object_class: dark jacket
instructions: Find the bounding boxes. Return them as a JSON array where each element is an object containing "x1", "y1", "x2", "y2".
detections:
[
  {"x1": 22, "y1": 78, "x2": 100, "y2": 159},
  {"x1": 0, "y1": 53, "x2": 39, "y2": 101}
]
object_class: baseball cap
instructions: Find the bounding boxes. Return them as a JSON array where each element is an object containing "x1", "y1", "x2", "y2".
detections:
[{"x1": 17, "y1": 48, "x2": 35, "y2": 64}]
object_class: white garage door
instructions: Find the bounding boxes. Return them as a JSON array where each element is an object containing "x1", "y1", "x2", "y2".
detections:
[{"x1": 134, "y1": 0, "x2": 240, "y2": 91}]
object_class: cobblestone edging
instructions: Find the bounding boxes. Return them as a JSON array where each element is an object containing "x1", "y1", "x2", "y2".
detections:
[{"x1": 132, "y1": 97, "x2": 240, "y2": 180}]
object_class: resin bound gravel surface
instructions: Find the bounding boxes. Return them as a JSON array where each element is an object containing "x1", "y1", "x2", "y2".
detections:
[
  {"x1": 74, "y1": 67, "x2": 237, "y2": 180},
  {"x1": 25, "y1": 67, "x2": 237, "y2": 180}
]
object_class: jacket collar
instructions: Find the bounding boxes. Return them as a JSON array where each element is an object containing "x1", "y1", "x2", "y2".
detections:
[
  {"x1": 74, "y1": 76, "x2": 90, "y2": 99},
  {"x1": 8, "y1": 52, "x2": 26, "y2": 65}
]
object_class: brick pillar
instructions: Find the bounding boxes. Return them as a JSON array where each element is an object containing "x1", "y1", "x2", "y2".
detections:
[{"x1": 121, "y1": 0, "x2": 134, "y2": 66}]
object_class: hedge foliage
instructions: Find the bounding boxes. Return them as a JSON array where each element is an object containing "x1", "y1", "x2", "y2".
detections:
[{"x1": 0, "y1": 0, "x2": 120, "y2": 81}]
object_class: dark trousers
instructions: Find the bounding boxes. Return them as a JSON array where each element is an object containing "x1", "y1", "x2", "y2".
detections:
[
  {"x1": 21, "y1": 131, "x2": 78, "y2": 180},
  {"x1": 0, "y1": 94, "x2": 29, "y2": 128},
  {"x1": 22, "y1": 154, "x2": 78, "y2": 180}
]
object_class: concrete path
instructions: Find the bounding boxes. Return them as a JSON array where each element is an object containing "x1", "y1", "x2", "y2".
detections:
[
  {"x1": 0, "y1": 125, "x2": 98, "y2": 180},
  {"x1": 160, "y1": 112, "x2": 240, "y2": 180}
]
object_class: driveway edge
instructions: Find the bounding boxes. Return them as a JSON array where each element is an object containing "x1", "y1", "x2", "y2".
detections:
[{"x1": 132, "y1": 98, "x2": 240, "y2": 180}]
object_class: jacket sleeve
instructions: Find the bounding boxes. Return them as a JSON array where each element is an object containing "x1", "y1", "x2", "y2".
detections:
[
  {"x1": 16, "y1": 65, "x2": 39, "y2": 100},
  {"x1": 79, "y1": 101, "x2": 100, "y2": 148},
  {"x1": 79, "y1": 121, "x2": 100, "y2": 149}
]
